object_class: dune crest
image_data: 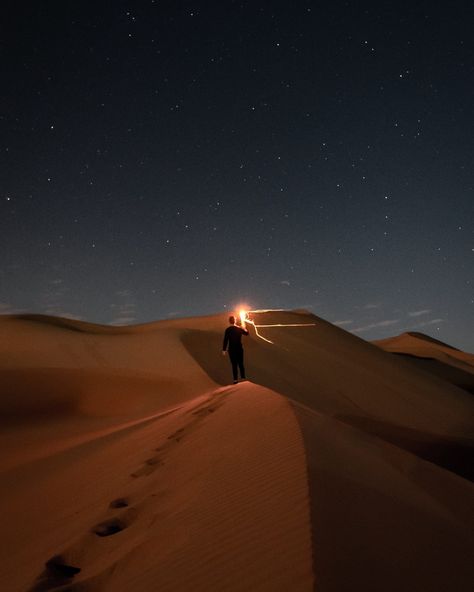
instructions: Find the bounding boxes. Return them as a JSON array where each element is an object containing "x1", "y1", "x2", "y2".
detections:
[{"x1": 374, "y1": 331, "x2": 474, "y2": 397}]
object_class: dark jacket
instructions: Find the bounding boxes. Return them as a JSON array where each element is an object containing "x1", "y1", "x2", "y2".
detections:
[{"x1": 223, "y1": 325, "x2": 249, "y2": 351}]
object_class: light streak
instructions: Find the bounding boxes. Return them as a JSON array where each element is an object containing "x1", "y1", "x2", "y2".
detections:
[
  {"x1": 253, "y1": 323, "x2": 316, "y2": 327},
  {"x1": 244, "y1": 318, "x2": 274, "y2": 344},
  {"x1": 239, "y1": 309, "x2": 316, "y2": 345},
  {"x1": 248, "y1": 308, "x2": 285, "y2": 313},
  {"x1": 236, "y1": 308, "x2": 273, "y2": 343}
]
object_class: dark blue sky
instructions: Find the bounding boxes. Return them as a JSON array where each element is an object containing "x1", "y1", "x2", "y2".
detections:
[{"x1": 1, "y1": 1, "x2": 473, "y2": 350}]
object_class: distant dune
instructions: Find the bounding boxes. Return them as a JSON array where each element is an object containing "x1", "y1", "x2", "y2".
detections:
[
  {"x1": 1, "y1": 311, "x2": 473, "y2": 591},
  {"x1": 374, "y1": 331, "x2": 474, "y2": 395}
]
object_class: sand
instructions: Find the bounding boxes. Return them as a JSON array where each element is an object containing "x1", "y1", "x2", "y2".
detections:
[
  {"x1": 0, "y1": 311, "x2": 473, "y2": 591},
  {"x1": 374, "y1": 332, "x2": 474, "y2": 396}
]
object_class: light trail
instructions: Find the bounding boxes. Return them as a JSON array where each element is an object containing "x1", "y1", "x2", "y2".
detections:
[
  {"x1": 248, "y1": 308, "x2": 286, "y2": 313},
  {"x1": 254, "y1": 323, "x2": 317, "y2": 328},
  {"x1": 244, "y1": 318, "x2": 274, "y2": 344},
  {"x1": 238, "y1": 309, "x2": 317, "y2": 345}
]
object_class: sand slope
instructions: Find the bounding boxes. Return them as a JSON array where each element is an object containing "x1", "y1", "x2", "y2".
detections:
[
  {"x1": 374, "y1": 331, "x2": 474, "y2": 395},
  {"x1": 0, "y1": 311, "x2": 473, "y2": 591},
  {"x1": 374, "y1": 331, "x2": 474, "y2": 369},
  {"x1": 2, "y1": 384, "x2": 313, "y2": 592}
]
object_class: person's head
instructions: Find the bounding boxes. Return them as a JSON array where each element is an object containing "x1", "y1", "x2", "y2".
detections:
[{"x1": 229, "y1": 315, "x2": 236, "y2": 325}]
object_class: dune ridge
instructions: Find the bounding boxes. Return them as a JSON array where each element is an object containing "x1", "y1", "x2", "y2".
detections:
[
  {"x1": 374, "y1": 331, "x2": 474, "y2": 397},
  {"x1": 374, "y1": 331, "x2": 474, "y2": 368}
]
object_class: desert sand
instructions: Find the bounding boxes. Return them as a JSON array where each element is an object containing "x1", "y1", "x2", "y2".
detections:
[{"x1": 0, "y1": 310, "x2": 473, "y2": 591}]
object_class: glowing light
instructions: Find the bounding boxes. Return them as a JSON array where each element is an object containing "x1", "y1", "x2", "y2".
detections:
[
  {"x1": 254, "y1": 323, "x2": 316, "y2": 327},
  {"x1": 243, "y1": 309, "x2": 316, "y2": 345},
  {"x1": 248, "y1": 308, "x2": 285, "y2": 313},
  {"x1": 239, "y1": 309, "x2": 248, "y2": 327},
  {"x1": 245, "y1": 317, "x2": 274, "y2": 344}
]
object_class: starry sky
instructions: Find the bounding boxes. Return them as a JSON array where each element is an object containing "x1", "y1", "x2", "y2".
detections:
[{"x1": 1, "y1": 1, "x2": 473, "y2": 350}]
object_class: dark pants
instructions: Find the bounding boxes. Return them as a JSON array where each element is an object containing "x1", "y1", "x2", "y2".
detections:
[{"x1": 228, "y1": 347, "x2": 245, "y2": 381}]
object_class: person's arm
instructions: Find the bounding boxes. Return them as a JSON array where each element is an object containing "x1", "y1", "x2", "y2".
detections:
[
  {"x1": 241, "y1": 327, "x2": 249, "y2": 336},
  {"x1": 222, "y1": 328, "x2": 229, "y2": 353}
]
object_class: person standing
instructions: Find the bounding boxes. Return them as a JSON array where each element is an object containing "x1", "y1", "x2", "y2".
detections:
[{"x1": 222, "y1": 315, "x2": 249, "y2": 384}]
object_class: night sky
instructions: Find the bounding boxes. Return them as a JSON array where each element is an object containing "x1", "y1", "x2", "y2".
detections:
[{"x1": 1, "y1": 1, "x2": 473, "y2": 350}]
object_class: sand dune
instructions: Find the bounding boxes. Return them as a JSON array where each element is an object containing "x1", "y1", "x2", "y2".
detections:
[
  {"x1": 374, "y1": 331, "x2": 474, "y2": 370},
  {"x1": 0, "y1": 311, "x2": 473, "y2": 591},
  {"x1": 374, "y1": 331, "x2": 474, "y2": 395}
]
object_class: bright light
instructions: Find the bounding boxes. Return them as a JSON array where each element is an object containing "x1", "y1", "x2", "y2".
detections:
[
  {"x1": 244, "y1": 309, "x2": 316, "y2": 345},
  {"x1": 231, "y1": 307, "x2": 316, "y2": 345}
]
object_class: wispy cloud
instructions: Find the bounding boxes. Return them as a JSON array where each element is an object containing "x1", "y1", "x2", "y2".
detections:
[
  {"x1": 411, "y1": 318, "x2": 444, "y2": 329},
  {"x1": 43, "y1": 309, "x2": 83, "y2": 320},
  {"x1": 109, "y1": 292, "x2": 137, "y2": 325},
  {"x1": 40, "y1": 278, "x2": 73, "y2": 317},
  {"x1": 110, "y1": 305, "x2": 136, "y2": 326},
  {"x1": 352, "y1": 319, "x2": 400, "y2": 333},
  {"x1": 0, "y1": 301, "x2": 24, "y2": 314},
  {"x1": 110, "y1": 317, "x2": 136, "y2": 326},
  {"x1": 363, "y1": 303, "x2": 381, "y2": 310},
  {"x1": 408, "y1": 309, "x2": 431, "y2": 317},
  {"x1": 298, "y1": 303, "x2": 315, "y2": 310},
  {"x1": 280, "y1": 280, "x2": 291, "y2": 286},
  {"x1": 333, "y1": 319, "x2": 353, "y2": 326}
]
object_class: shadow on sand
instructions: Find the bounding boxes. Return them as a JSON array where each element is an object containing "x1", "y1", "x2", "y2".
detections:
[
  {"x1": 181, "y1": 329, "x2": 230, "y2": 386},
  {"x1": 336, "y1": 414, "x2": 474, "y2": 482}
]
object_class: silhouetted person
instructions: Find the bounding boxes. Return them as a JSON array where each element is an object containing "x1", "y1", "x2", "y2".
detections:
[{"x1": 222, "y1": 315, "x2": 249, "y2": 383}]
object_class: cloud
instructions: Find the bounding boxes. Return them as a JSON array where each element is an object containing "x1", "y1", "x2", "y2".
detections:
[
  {"x1": 110, "y1": 316, "x2": 136, "y2": 326},
  {"x1": 0, "y1": 298, "x2": 77, "y2": 319},
  {"x1": 411, "y1": 318, "x2": 444, "y2": 329},
  {"x1": 43, "y1": 309, "x2": 83, "y2": 320},
  {"x1": 408, "y1": 309, "x2": 431, "y2": 317},
  {"x1": 280, "y1": 280, "x2": 291, "y2": 286},
  {"x1": 0, "y1": 302, "x2": 22, "y2": 314},
  {"x1": 109, "y1": 301, "x2": 136, "y2": 326},
  {"x1": 352, "y1": 319, "x2": 400, "y2": 333},
  {"x1": 363, "y1": 303, "x2": 381, "y2": 310},
  {"x1": 39, "y1": 278, "x2": 71, "y2": 316},
  {"x1": 333, "y1": 319, "x2": 353, "y2": 326}
]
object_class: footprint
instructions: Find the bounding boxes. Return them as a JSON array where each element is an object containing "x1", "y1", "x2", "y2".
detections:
[
  {"x1": 46, "y1": 555, "x2": 81, "y2": 577},
  {"x1": 189, "y1": 396, "x2": 225, "y2": 416},
  {"x1": 93, "y1": 518, "x2": 126, "y2": 537},
  {"x1": 109, "y1": 497, "x2": 129, "y2": 509},
  {"x1": 30, "y1": 555, "x2": 81, "y2": 591},
  {"x1": 30, "y1": 506, "x2": 136, "y2": 589},
  {"x1": 192, "y1": 406, "x2": 216, "y2": 416},
  {"x1": 130, "y1": 456, "x2": 163, "y2": 478},
  {"x1": 92, "y1": 506, "x2": 138, "y2": 538},
  {"x1": 167, "y1": 427, "x2": 185, "y2": 440},
  {"x1": 187, "y1": 398, "x2": 213, "y2": 414}
]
